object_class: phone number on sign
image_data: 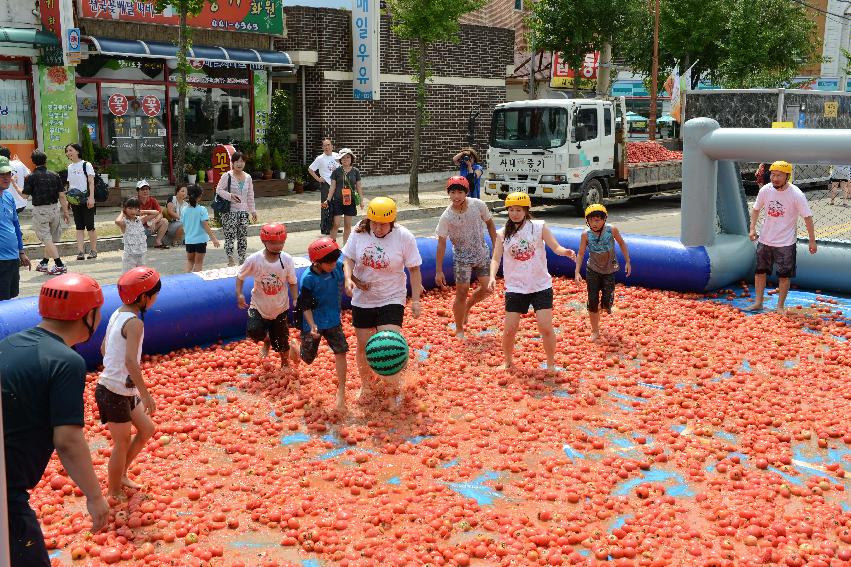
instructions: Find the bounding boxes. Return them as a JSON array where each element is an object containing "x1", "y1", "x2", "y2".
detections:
[{"x1": 211, "y1": 20, "x2": 259, "y2": 31}]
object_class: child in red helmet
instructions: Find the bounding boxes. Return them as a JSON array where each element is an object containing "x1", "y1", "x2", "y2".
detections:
[
  {"x1": 236, "y1": 223, "x2": 299, "y2": 370},
  {"x1": 96, "y1": 267, "x2": 161, "y2": 498},
  {"x1": 294, "y1": 236, "x2": 349, "y2": 412}
]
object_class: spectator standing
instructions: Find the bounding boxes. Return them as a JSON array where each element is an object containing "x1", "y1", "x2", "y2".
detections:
[
  {"x1": 23, "y1": 150, "x2": 69, "y2": 275},
  {"x1": 0, "y1": 156, "x2": 31, "y2": 301},
  {"x1": 182, "y1": 184, "x2": 220, "y2": 272},
  {"x1": 164, "y1": 184, "x2": 187, "y2": 245},
  {"x1": 0, "y1": 146, "x2": 30, "y2": 213},
  {"x1": 452, "y1": 148, "x2": 484, "y2": 199},
  {"x1": 309, "y1": 139, "x2": 341, "y2": 234},
  {"x1": 216, "y1": 151, "x2": 257, "y2": 266},
  {"x1": 135, "y1": 180, "x2": 169, "y2": 249},
  {"x1": 0, "y1": 273, "x2": 110, "y2": 565},
  {"x1": 325, "y1": 148, "x2": 365, "y2": 245},
  {"x1": 115, "y1": 197, "x2": 153, "y2": 272},
  {"x1": 65, "y1": 143, "x2": 97, "y2": 260}
]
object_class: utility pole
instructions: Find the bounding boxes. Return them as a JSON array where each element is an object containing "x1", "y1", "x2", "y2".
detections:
[{"x1": 649, "y1": 0, "x2": 660, "y2": 141}]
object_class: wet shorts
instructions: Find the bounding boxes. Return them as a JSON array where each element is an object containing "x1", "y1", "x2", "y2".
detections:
[
  {"x1": 505, "y1": 287, "x2": 554, "y2": 314},
  {"x1": 586, "y1": 269, "x2": 616, "y2": 313},
  {"x1": 95, "y1": 383, "x2": 140, "y2": 424},
  {"x1": 351, "y1": 304, "x2": 405, "y2": 329},
  {"x1": 246, "y1": 308, "x2": 290, "y2": 352},
  {"x1": 300, "y1": 325, "x2": 349, "y2": 364},
  {"x1": 185, "y1": 242, "x2": 207, "y2": 254},
  {"x1": 453, "y1": 258, "x2": 490, "y2": 285},
  {"x1": 755, "y1": 242, "x2": 797, "y2": 278}
]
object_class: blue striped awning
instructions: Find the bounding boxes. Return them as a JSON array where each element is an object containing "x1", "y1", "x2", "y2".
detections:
[{"x1": 85, "y1": 36, "x2": 293, "y2": 69}]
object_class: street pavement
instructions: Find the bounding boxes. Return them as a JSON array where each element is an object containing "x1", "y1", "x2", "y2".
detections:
[{"x1": 15, "y1": 193, "x2": 685, "y2": 299}]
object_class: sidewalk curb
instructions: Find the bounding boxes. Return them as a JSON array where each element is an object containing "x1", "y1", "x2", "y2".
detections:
[{"x1": 24, "y1": 201, "x2": 500, "y2": 257}]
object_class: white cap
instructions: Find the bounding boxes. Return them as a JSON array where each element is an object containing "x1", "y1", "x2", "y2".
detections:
[
  {"x1": 136, "y1": 180, "x2": 150, "y2": 190},
  {"x1": 337, "y1": 148, "x2": 355, "y2": 162}
]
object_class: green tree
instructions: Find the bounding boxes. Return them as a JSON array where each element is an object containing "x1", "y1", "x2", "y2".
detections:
[
  {"x1": 619, "y1": 0, "x2": 819, "y2": 89},
  {"x1": 386, "y1": 0, "x2": 485, "y2": 205},
  {"x1": 528, "y1": 0, "x2": 638, "y2": 96},
  {"x1": 153, "y1": 0, "x2": 206, "y2": 183}
]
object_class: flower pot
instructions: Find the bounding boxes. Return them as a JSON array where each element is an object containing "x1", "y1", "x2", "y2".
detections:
[
  {"x1": 108, "y1": 178, "x2": 117, "y2": 188},
  {"x1": 263, "y1": 170, "x2": 273, "y2": 180},
  {"x1": 197, "y1": 169, "x2": 206, "y2": 183},
  {"x1": 151, "y1": 163, "x2": 162, "y2": 178},
  {"x1": 278, "y1": 171, "x2": 286, "y2": 180},
  {"x1": 187, "y1": 173, "x2": 197, "y2": 184},
  {"x1": 207, "y1": 169, "x2": 214, "y2": 181},
  {"x1": 294, "y1": 182, "x2": 304, "y2": 194},
  {"x1": 99, "y1": 173, "x2": 109, "y2": 185}
]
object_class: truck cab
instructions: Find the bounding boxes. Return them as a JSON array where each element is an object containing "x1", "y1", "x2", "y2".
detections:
[{"x1": 485, "y1": 98, "x2": 625, "y2": 214}]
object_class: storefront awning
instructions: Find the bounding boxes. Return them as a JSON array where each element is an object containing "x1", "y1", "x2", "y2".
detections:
[
  {"x1": 85, "y1": 36, "x2": 293, "y2": 69},
  {"x1": 0, "y1": 27, "x2": 60, "y2": 46}
]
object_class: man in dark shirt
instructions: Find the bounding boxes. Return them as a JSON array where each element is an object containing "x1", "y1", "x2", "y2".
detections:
[
  {"x1": 23, "y1": 150, "x2": 69, "y2": 275},
  {"x1": 1, "y1": 273, "x2": 109, "y2": 566}
]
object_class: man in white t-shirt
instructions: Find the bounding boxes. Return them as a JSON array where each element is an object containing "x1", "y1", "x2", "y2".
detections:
[
  {"x1": 0, "y1": 147, "x2": 30, "y2": 212},
  {"x1": 309, "y1": 139, "x2": 341, "y2": 230},
  {"x1": 747, "y1": 160, "x2": 816, "y2": 312}
]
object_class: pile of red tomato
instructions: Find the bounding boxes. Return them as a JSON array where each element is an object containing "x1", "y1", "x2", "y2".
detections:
[
  {"x1": 34, "y1": 277, "x2": 850, "y2": 566},
  {"x1": 627, "y1": 142, "x2": 683, "y2": 164}
]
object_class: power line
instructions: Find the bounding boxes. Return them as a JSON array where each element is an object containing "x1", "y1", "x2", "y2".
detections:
[{"x1": 787, "y1": 0, "x2": 851, "y2": 24}]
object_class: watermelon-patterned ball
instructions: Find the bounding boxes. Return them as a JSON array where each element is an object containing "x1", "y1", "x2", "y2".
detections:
[{"x1": 365, "y1": 330, "x2": 410, "y2": 376}]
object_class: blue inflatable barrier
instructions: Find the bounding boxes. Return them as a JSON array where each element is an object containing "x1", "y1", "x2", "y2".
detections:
[{"x1": 0, "y1": 229, "x2": 716, "y2": 369}]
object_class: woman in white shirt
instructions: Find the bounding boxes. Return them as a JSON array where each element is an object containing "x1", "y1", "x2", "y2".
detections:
[
  {"x1": 65, "y1": 143, "x2": 97, "y2": 260},
  {"x1": 342, "y1": 197, "x2": 423, "y2": 399},
  {"x1": 488, "y1": 192, "x2": 576, "y2": 373}
]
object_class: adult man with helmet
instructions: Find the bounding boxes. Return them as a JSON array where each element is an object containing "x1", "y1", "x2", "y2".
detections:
[
  {"x1": 1, "y1": 274, "x2": 109, "y2": 566},
  {"x1": 236, "y1": 223, "x2": 300, "y2": 368},
  {"x1": 747, "y1": 160, "x2": 817, "y2": 311}
]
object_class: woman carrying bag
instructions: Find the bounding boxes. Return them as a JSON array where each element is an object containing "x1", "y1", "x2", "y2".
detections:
[
  {"x1": 214, "y1": 151, "x2": 257, "y2": 266},
  {"x1": 324, "y1": 147, "x2": 364, "y2": 245}
]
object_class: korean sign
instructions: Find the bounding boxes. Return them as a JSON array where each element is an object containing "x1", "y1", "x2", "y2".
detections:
[
  {"x1": 550, "y1": 51, "x2": 599, "y2": 90},
  {"x1": 39, "y1": 65, "x2": 78, "y2": 171},
  {"x1": 352, "y1": 0, "x2": 380, "y2": 100},
  {"x1": 495, "y1": 155, "x2": 554, "y2": 174},
  {"x1": 212, "y1": 144, "x2": 235, "y2": 184},
  {"x1": 78, "y1": 0, "x2": 284, "y2": 35},
  {"x1": 253, "y1": 70, "x2": 269, "y2": 147},
  {"x1": 39, "y1": 0, "x2": 65, "y2": 66}
]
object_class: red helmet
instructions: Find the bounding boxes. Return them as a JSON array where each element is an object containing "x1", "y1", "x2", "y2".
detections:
[
  {"x1": 118, "y1": 267, "x2": 161, "y2": 304},
  {"x1": 39, "y1": 273, "x2": 104, "y2": 321},
  {"x1": 308, "y1": 237, "x2": 340, "y2": 263},
  {"x1": 446, "y1": 175, "x2": 470, "y2": 192},
  {"x1": 260, "y1": 223, "x2": 287, "y2": 243}
]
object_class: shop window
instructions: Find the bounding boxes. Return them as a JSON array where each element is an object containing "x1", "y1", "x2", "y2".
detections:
[
  {"x1": 169, "y1": 85, "x2": 251, "y2": 149},
  {"x1": 77, "y1": 82, "x2": 99, "y2": 145},
  {"x1": 101, "y1": 83, "x2": 168, "y2": 182},
  {"x1": 0, "y1": 79, "x2": 34, "y2": 142}
]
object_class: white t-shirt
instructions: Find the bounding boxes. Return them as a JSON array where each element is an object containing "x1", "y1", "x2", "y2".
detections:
[
  {"x1": 99, "y1": 310, "x2": 143, "y2": 397},
  {"x1": 238, "y1": 250, "x2": 297, "y2": 319},
  {"x1": 499, "y1": 219, "x2": 552, "y2": 294},
  {"x1": 309, "y1": 153, "x2": 341, "y2": 184},
  {"x1": 9, "y1": 160, "x2": 30, "y2": 209},
  {"x1": 435, "y1": 197, "x2": 492, "y2": 265},
  {"x1": 342, "y1": 225, "x2": 423, "y2": 308},
  {"x1": 753, "y1": 183, "x2": 812, "y2": 247},
  {"x1": 67, "y1": 160, "x2": 93, "y2": 192}
]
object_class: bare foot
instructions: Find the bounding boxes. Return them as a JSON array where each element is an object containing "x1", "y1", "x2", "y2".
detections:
[
  {"x1": 498, "y1": 363, "x2": 515, "y2": 371},
  {"x1": 744, "y1": 302, "x2": 763, "y2": 311},
  {"x1": 455, "y1": 330, "x2": 466, "y2": 340},
  {"x1": 775, "y1": 305, "x2": 786, "y2": 313},
  {"x1": 107, "y1": 491, "x2": 127, "y2": 502},
  {"x1": 260, "y1": 343, "x2": 269, "y2": 358},
  {"x1": 336, "y1": 392, "x2": 347, "y2": 414},
  {"x1": 288, "y1": 343, "x2": 301, "y2": 367},
  {"x1": 590, "y1": 332, "x2": 600, "y2": 342},
  {"x1": 121, "y1": 475, "x2": 143, "y2": 490}
]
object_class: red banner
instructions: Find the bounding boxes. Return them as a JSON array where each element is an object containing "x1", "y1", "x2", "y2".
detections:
[
  {"x1": 39, "y1": 0, "x2": 62, "y2": 41},
  {"x1": 212, "y1": 145, "x2": 235, "y2": 185}
]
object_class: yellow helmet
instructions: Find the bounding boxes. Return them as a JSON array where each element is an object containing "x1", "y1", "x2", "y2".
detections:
[
  {"x1": 504, "y1": 192, "x2": 531, "y2": 208},
  {"x1": 367, "y1": 196, "x2": 397, "y2": 223},
  {"x1": 769, "y1": 161, "x2": 793, "y2": 175},
  {"x1": 584, "y1": 204, "x2": 608, "y2": 218}
]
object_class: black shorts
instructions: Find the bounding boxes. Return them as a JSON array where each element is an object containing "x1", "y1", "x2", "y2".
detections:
[
  {"x1": 351, "y1": 304, "x2": 405, "y2": 329},
  {"x1": 505, "y1": 288, "x2": 554, "y2": 314},
  {"x1": 8, "y1": 499, "x2": 50, "y2": 567},
  {"x1": 0, "y1": 258, "x2": 20, "y2": 301},
  {"x1": 95, "y1": 383, "x2": 140, "y2": 424},
  {"x1": 185, "y1": 242, "x2": 208, "y2": 254},
  {"x1": 300, "y1": 325, "x2": 349, "y2": 363},
  {"x1": 329, "y1": 198, "x2": 357, "y2": 217},
  {"x1": 755, "y1": 242, "x2": 797, "y2": 278},
  {"x1": 71, "y1": 202, "x2": 96, "y2": 231},
  {"x1": 246, "y1": 308, "x2": 290, "y2": 352},
  {"x1": 586, "y1": 269, "x2": 616, "y2": 313}
]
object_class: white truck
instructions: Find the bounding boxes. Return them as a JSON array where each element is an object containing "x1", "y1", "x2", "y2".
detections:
[{"x1": 485, "y1": 97, "x2": 682, "y2": 215}]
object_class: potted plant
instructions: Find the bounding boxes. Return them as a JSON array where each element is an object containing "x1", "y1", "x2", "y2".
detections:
[
  {"x1": 291, "y1": 165, "x2": 304, "y2": 194},
  {"x1": 260, "y1": 147, "x2": 273, "y2": 180},
  {"x1": 272, "y1": 149, "x2": 285, "y2": 180},
  {"x1": 107, "y1": 165, "x2": 120, "y2": 189},
  {"x1": 93, "y1": 144, "x2": 112, "y2": 184},
  {"x1": 186, "y1": 163, "x2": 197, "y2": 184}
]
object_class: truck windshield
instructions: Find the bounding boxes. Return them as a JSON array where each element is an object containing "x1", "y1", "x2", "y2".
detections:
[{"x1": 490, "y1": 107, "x2": 568, "y2": 149}]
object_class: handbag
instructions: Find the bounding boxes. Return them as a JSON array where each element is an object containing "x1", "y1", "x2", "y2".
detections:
[
  {"x1": 320, "y1": 205, "x2": 332, "y2": 235},
  {"x1": 65, "y1": 188, "x2": 86, "y2": 206},
  {"x1": 86, "y1": 162, "x2": 109, "y2": 203},
  {"x1": 211, "y1": 173, "x2": 232, "y2": 214}
]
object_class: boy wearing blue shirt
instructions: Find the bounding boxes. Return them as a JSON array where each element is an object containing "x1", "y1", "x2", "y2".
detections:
[{"x1": 296, "y1": 237, "x2": 349, "y2": 412}]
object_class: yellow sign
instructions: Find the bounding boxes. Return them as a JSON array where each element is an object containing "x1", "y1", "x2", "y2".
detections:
[
  {"x1": 772, "y1": 122, "x2": 794, "y2": 128},
  {"x1": 824, "y1": 102, "x2": 838, "y2": 118},
  {"x1": 550, "y1": 76, "x2": 596, "y2": 90}
]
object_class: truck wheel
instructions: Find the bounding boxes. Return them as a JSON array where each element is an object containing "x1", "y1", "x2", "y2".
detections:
[{"x1": 575, "y1": 178, "x2": 604, "y2": 216}]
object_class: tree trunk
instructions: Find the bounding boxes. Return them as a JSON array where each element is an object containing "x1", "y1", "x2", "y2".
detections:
[
  {"x1": 596, "y1": 42, "x2": 612, "y2": 97},
  {"x1": 409, "y1": 38, "x2": 426, "y2": 206},
  {"x1": 175, "y1": 7, "x2": 188, "y2": 184}
]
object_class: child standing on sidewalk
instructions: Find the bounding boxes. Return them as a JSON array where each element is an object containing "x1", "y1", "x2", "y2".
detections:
[
  {"x1": 115, "y1": 197, "x2": 157, "y2": 273},
  {"x1": 96, "y1": 267, "x2": 160, "y2": 498},
  {"x1": 182, "y1": 184, "x2": 220, "y2": 272},
  {"x1": 575, "y1": 204, "x2": 631, "y2": 342},
  {"x1": 488, "y1": 192, "x2": 576, "y2": 372},
  {"x1": 236, "y1": 223, "x2": 300, "y2": 369},
  {"x1": 296, "y1": 237, "x2": 349, "y2": 412}
]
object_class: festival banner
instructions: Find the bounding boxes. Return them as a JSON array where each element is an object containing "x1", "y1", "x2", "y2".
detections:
[
  {"x1": 550, "y1": 51, "x2": 599, "y2": 90},
  {"x1": 253, "y1": 70, "x2": 269, "y2": 149},
  {"x1": 39, "y1": 65, "x2": 79, "y2": 171},
  {"x1": 78, "y1": 0, "x2": 284, "y2": 35}
]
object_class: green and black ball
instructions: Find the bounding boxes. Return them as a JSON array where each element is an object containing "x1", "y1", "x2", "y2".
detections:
[{"x1": 365, "y1": 330, "x2": 410, "y2": 376}]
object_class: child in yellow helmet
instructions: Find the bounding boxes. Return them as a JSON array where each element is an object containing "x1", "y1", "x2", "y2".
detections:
[
  {"x1": 488, "y1": 192, "x2": 576, "y2": 372},
  {"x1": 576, "y1": 204, "x2": 631, "y2": 341}
]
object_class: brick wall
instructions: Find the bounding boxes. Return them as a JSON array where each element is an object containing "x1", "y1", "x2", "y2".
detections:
[
  {"x1": 461, "y1": 0, "x2": 528, "y2": 51},
  {"x1": 78, "y1": 19, "x2": 272, "y2": 50},
  {"x1": 276, "y1": 7, "x2": 513, "y2": 177}
]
